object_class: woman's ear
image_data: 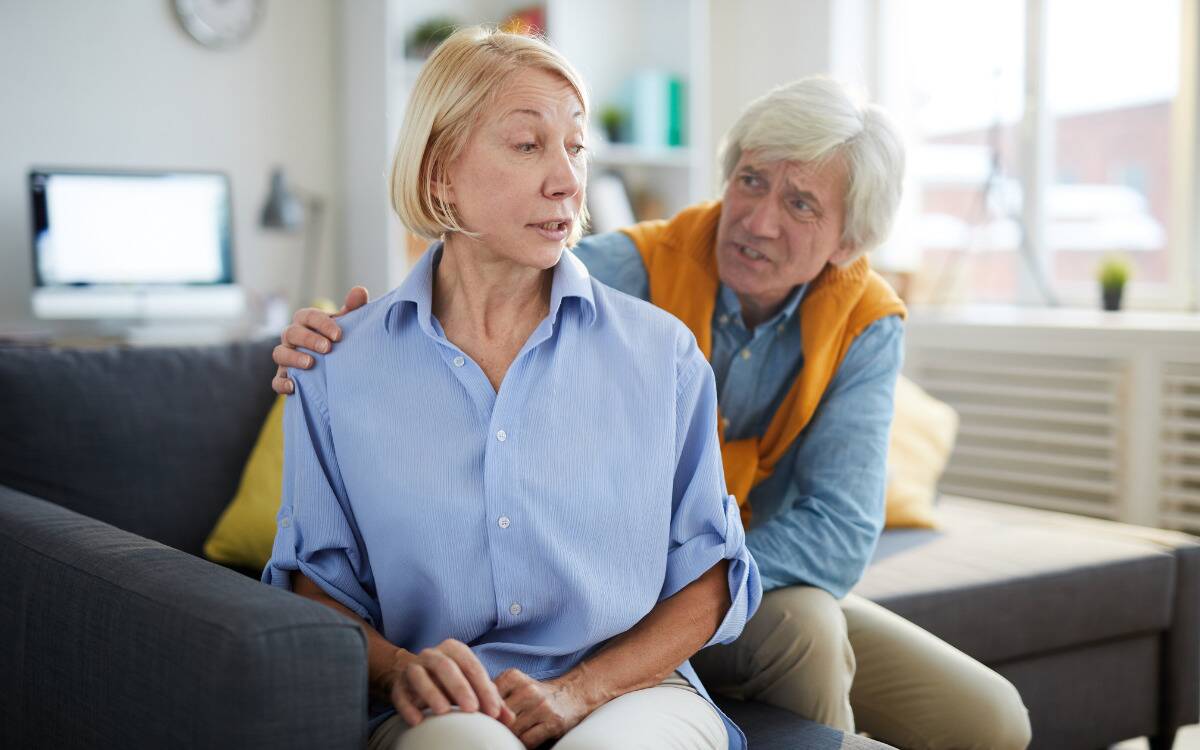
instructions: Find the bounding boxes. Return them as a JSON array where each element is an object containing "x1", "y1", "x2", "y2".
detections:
[{"x1": 432, "y1": 177, "x2": 453, "y2": 206}]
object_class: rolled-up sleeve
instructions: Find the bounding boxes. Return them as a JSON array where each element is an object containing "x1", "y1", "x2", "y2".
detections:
[
  {"x1": 261, "y1": 361, "x2": 382, "y2": 628},
  {"x1": 660, "y1": 333, "x2": 763, "y2": 648}
]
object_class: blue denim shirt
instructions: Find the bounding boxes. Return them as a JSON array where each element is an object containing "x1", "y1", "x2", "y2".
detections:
[{"x1": 573, "y1": 231, "x2": 904, "y2": 598}]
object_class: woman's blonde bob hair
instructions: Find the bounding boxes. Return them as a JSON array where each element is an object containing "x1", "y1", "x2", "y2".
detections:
[{"x1": 390, "y1": 26, "x2": 590, "y2": 245}]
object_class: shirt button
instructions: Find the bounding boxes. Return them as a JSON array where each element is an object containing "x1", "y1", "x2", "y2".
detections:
[
  {"x1": 719, "y1": 417, "x2": 730, "y2": 432},
  {"x1": 509, "y1": 602, "x2": 522, "y2": 616},
  {"x1": 718, "y1": 314, "x2": 730, "y2": 326},
  {"x1": 498, "y1": 515, "x2": 511, "y2": 529},
  {"x1": 452, "y1": 355, "x2": 465, "y2": 367},
  {"x1": 777, "y1": 324, "x2": 786, "y2": 334},
  {"x1": 280, "y1": 517, "x2": 290, "y2": 528},
  {"x1": 740, "y1": 348, "x2": 752, "y2": 360},
  {"x1": 496, "y1": 429, "x2": 507, "y2": 442}
]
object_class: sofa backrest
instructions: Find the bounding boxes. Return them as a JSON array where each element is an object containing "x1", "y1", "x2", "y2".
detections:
[{"x1": 0, "y1": 338, "x2": 276, "y2": 556}]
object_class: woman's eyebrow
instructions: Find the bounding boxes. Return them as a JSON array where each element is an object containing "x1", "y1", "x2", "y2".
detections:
[{"x1": 502, "y1": 108, "x2": 586, "y2": 122}]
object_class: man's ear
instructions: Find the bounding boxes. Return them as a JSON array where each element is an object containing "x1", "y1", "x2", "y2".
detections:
[{"x1": 830, "y1": 241, "x2": 858, "y2": 267}]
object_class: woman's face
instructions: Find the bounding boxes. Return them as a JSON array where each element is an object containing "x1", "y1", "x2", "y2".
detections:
[{"x1": 442, "y1": 67, "x2": 587, "y2": 270}]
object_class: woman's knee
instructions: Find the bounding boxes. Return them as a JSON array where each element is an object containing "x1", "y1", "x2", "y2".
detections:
[
  {"x1": 384, "y1": 711, "x2": 523, "y2": 750},
  {"x1": 968, "y1": 675, "x2": 1032, "y2": 750}
]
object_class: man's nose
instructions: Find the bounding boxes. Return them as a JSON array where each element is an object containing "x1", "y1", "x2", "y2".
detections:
[{"x1": 744, "y1": 196, "x2": 781, "y2": 239}]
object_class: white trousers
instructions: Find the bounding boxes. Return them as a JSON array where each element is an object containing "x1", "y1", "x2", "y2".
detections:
[{"x1": 367, "y1": 672, "x2": 727, "y2": 750}]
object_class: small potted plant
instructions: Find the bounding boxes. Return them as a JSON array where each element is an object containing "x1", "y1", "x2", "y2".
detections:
[
  {"x1": 1097, "y1": 256, "x2": 1131, "y2": 311},
  {"x1": 599, "y1": 104, "x2": 626, "y2": 144},
  {"x1": 405, "y1": 17, "x2": 458, "y2": 59}
]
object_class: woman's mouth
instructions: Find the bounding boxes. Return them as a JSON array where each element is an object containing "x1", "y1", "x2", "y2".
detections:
[{"x1": 530, "y1": 220, "x2": 571, "y2": 241}]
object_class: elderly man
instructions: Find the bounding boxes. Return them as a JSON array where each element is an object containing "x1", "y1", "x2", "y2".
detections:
[{"x1": 271, "y1": 77, "x2": 1032, "y2": 749}]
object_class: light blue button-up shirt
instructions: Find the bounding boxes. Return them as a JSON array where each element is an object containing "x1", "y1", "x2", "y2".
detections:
[
  {"x1": 573, "y1": 230, "x2": 905, "y2": 598},
  {"x1": 263, "y1": 244, "x2": 762, "y2": 747}
]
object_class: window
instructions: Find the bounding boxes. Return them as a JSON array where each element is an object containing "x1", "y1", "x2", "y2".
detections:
[{"x1": 880, "y1": 0, "x2": 1190, "y2": 309}]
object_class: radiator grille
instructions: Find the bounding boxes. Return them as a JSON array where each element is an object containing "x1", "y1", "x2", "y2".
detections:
[
  {"x1": 1161, "y1": 362, "x2": 1200, "y2": 532},
  {"x1": 914, "y1": 349, "x2": 1124, "y2": 519}
]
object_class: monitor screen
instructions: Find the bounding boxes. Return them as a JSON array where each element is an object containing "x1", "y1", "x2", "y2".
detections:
[{"x1": 29, "y1": 169, "x2": 234, "y2": 287}]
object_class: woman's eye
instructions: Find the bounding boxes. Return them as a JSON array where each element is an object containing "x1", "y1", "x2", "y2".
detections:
[
  {"x1": 740, "y1": 174, "x2": 760, "y2": 188},
  {"x1": 517, "y1": 143, "x2": 538, "y2": 153},
  {"x1": 569, "y1": 144, "x2": 586, "y2": 156},
  {"x1": 792, "y1": 200, "x2": 811, "y2": 212}
]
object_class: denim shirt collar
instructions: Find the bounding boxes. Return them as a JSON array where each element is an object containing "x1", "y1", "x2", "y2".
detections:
[{"x1": 716, "y1": 281, "x2": 809, "y2": 335}]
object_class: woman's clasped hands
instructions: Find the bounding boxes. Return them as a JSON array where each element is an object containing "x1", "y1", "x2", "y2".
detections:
[{"x1": 383, "y1": 638, "x2": 595, "y2": 748}]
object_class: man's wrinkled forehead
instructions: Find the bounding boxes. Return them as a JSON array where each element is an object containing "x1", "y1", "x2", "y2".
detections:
[{"x1": 738, "y1": 150, "x2": 846, "y2": 193}]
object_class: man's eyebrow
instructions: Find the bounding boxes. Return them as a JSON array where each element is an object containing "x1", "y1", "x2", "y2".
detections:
[{"x1": 786, "y1": 188, "x2": 823, "y2": 209}]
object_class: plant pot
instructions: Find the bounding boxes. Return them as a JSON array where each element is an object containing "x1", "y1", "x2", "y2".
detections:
[{"x1": 1101, "y1": 285, "x2": 1124, "y2": 311}]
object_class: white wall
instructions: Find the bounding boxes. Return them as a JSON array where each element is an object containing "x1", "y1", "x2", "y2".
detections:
[
  {"x1": 0, "y1": 0, "x2": 341, "y2": 325},
  {"x1": 709, "y1": 0, "x2": 833, "y2": 167}
]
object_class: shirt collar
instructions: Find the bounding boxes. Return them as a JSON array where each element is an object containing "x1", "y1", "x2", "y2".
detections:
[
  {"x1": 384, "y1": 242, "x2": 597, "y2": 336},
  {"x1": 717, "y1": 281, "x2": 808, "y2": 332}
]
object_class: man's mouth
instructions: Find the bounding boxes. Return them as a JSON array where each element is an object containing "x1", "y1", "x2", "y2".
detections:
[{"x1": 737, "y1": 244, "x2": 769, "y2": 262}]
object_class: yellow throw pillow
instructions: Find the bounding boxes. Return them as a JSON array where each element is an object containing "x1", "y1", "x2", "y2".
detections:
[
  {"x1": 884, "y1": 374, "x2": 959, "y2": 529},
  {"x1": 204, "y1": 394, "x2": 286, "y2": 570}
]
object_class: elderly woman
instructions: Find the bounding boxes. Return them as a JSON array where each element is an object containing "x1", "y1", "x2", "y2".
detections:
[{"x1": 263, "y1": 26, "x2": 760, "y2": 750}]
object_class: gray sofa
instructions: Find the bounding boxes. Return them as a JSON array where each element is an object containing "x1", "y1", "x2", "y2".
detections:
[
  {"x1": 1, "y1": 339, "x2": 1196, "y2": 749},
  {"x1": 0, "y1": 339, "x2": 887, "y2": 750}
]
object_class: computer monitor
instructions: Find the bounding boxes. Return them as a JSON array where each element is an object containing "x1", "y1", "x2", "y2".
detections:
[{"x1": 29, "y1": 168, "x2": 246, "y2": 322}]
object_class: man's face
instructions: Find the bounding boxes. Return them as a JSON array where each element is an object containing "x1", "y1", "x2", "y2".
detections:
[{"x1": 715, "y1": 150, "x2": 856, "y2": 310}]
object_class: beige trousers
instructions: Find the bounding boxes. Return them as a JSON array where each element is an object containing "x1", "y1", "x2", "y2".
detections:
[
  {"x1": 367, "y1": 672, "x2": 726, "y2": 750},
  {"x1": 689, "y1": 586, "x2": 1033, "y2": 750}
]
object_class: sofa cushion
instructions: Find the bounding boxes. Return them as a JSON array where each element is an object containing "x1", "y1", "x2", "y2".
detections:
[
  {"x1": 714, "y1": 697, "x2": 895, "y2": 749},
  {"x1": 855, "y1": 496, "x2": 1178, "y2": 664},
  {"x1": 0, "y1": 339, "x2": 277, "y2": 556}
]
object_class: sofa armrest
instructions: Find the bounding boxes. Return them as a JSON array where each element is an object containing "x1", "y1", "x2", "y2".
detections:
[{"x1": 0, "y1": 485, "x2": 368, "y2": 750}]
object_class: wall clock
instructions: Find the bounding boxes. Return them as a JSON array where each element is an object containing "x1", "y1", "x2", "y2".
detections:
[{"x1": 174, "y1": 0, "x2": 264, "y2": 49}]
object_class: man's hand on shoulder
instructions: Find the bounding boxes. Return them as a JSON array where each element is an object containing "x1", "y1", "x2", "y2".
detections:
[{"x1": 271, "y1": 286, "x2": 369, "y2": 395}]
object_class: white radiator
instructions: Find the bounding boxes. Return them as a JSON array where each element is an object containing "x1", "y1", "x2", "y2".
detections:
[
  {"x1": 1161, "y1": 362, "x2": 1200, "y2": 531},
  {"x1": 905, "y1": 308, "x2": 1200, "y2": 531},
  {"x1": 912, "y1": 350, "x2": 1125, "y2": 519}
]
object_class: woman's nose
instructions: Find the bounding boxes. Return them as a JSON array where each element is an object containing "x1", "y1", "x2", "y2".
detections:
[{"x1": 544, "y1": 148, "x2": 582, "y2": 200}]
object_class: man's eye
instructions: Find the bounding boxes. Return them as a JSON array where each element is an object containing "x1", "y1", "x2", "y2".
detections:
[
  {"x1": 740, "y1": 174, "x2": 760, "y2": 188},
  {"x1": 569, "y1": 144, "x2": 587, "y2": 156},
  {"x1": 792, "y1": 200, "x2": 811, "y2": 211},
  {"x1": 517, "y1": 143, "x2": 538, "y2": 153}
]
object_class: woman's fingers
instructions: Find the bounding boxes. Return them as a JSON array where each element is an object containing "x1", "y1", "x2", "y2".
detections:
[
  {"x1": 405, "y1": 662, "x2": 453, "y2": 716},
  {"x1": 391, "y1": 680, "x2": 426, "y2": 727},
  {"x1": 497, "y1": 703, "x2": 516, "y2": 727},
  {"x1": 519, "y1": 722, "x2": 555, "y2": 750},
  {"x1": 440, "y1": 639, "x2": 503, "y2": 718},
  {"x1": 422, "y1": 649, "x2": 479, "y2": 713}
]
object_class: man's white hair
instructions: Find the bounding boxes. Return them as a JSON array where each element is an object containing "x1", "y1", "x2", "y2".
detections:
[{"x1": 719, "y1": 76, "x2": 906, "y2": 263}]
